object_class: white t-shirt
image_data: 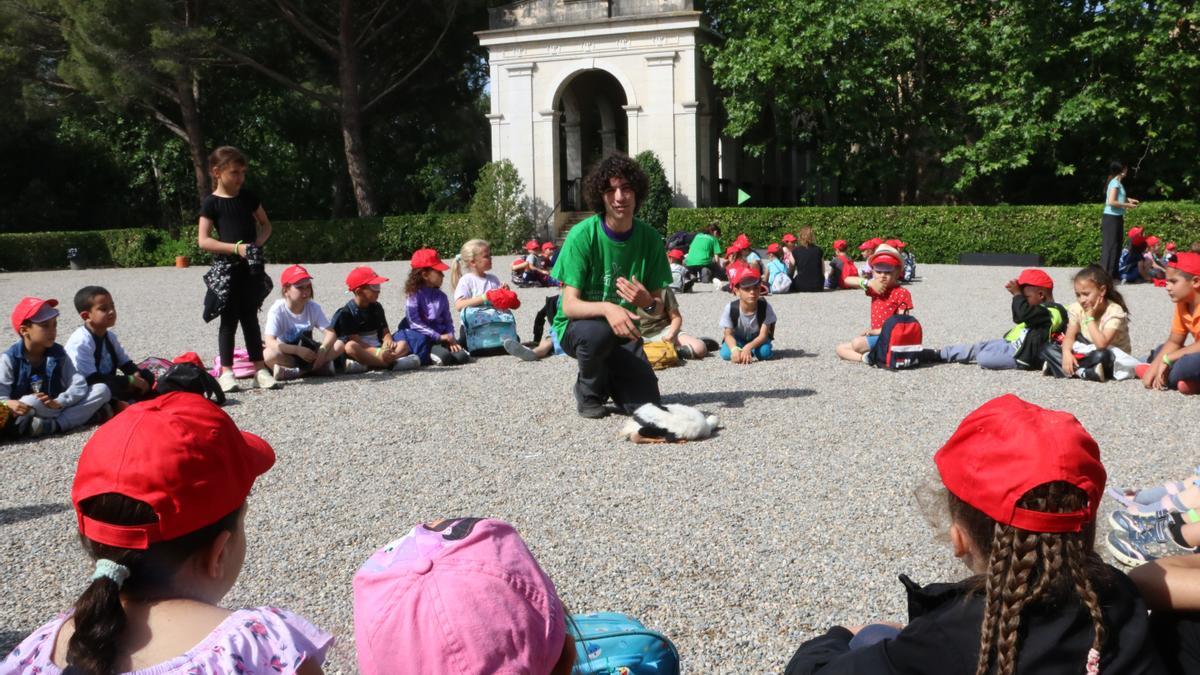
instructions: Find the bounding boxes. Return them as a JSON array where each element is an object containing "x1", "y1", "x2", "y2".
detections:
[
  {"x1": 718, "y1": 300, "x2": 777, "y2": 341},
  {"x1": 453, "y1": 272, "x2": 502, "y2": 301},
  {"x1": 264, "y1": 299, "x2": 330, "y2": 343}
]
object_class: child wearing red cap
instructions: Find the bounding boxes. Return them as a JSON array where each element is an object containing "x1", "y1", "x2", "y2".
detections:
[
  {"x1": 330, "y1": 266, "x2": 420, "y2": 372},
  {"x1": 719, "y1": 267, "x2": 776, "y2": 363},
  {"x1": 2, "y1": 296, "x2": 112, "y2": 438},
  {"x1": 514, "y1": 240, "x2": 555, "y2": 287},
  {"x1": 353, "y1": 518, "x2": 577, "y2": 675},
  {"x1": 825, "y1": 239, "x2": 857, "y2": 291},
  {"x1": 196, "y1": 146, "x2": 278, "y2": 393},
  {"x1": 405, "y1": 248, "x2": 471, "y2": 366},
  {"x1": 1117, "y1": 227, "x2": 1150, "y2": 283},
  {"x1": 263, "y1": 265, "x2": 344, "y2": 382},
  {"x1": 930, "y1": 269, "x2": 1067, "y2": 370},
  {"x1": 835, "y1": 246, "x2": 913, "y2": 364},
  {"x1": 666, "y1": 248, "x2": 693, "y2": 293},
  {"x1": 765, "y1": 243, "x2": 793, "y2": 294},
  {"x1": 2, "y1": 393, "x2": 333, "y2": 674},
  {"x1": 784, "y1": 394, "x2": 1166, "y2": 675},
  {"x1": 1139, "y1": 252, "x2": 1200, "y2": 394}
]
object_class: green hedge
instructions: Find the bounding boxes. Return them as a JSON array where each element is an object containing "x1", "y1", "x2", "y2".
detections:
[
  {"x1": 0, "y1": 228, "x2": 209, "y2": 272},
  {"x1": 667, "y1": 202, "x2": 1200, "y2": 266}
]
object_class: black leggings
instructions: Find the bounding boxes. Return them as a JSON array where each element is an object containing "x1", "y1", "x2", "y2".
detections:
[
  {"x1": 218, "y1": 267, "x2": 265, "y2": 367},
  {"x1": 1100, "y1": 213, "x2": 1124, "y2": 278}
]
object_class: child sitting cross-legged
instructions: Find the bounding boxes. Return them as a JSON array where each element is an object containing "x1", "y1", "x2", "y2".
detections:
[
  {"x1": 263, "y1": 265, "x2": 345, "y2": 382},
  {"x1": 835, "y1": 244, "x2": 913, "y2": 364},
  {"x1": 330, "y1": 266, "x2": 420, "y2": 373},
  {"x1": 719, "y1": 266, "x2": 776, "y2": 363},
  {"x1": 2, "y1": 297, "x2": 111, "y2": 438},
  {"x1": 1, "y1": 393, "x2": 333, "y2": 674},
  {"x1": 1039, "y1": 265, "x2": 1131, "y2": 382},
  {"x1": 1137, "y1": 252, "x2": 1200, "y2": 394},
  {"x1": 929, "y1": 269, "x2": 1066, "y2": 370},
  {"x1": 783, "y1": 394, "x2": 1167, "y2": 675},
  {"x1": 405, "y1": 248, "x2": 471, "y2": 366},
  {"x1": 64, "y1": 285, "x2": 155, "y2": 413},
  {"x1": 638, "y1": 287, "x2": 708, "y2": 360}
]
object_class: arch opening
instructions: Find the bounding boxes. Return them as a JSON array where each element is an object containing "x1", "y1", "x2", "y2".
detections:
[{"x1": 555, "y1": 69, "x2": 629, "y2": 211}]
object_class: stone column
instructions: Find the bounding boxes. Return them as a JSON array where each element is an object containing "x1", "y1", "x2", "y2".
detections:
[
  {"x1": 676, "y1": 101, "x2": 700, "y2": 207},
  {"x1": 623, "y1": 104, "x2": 642, "y2": 155},
  {"x1": 643, "y1": 52, "x2": 677, "y2": 197},
  {"x1": 535, "y1": 109, "x2": 561, "y2": 237},
  {"x1": 505, "y1": 63, "x2": 537, "y2": 213}
]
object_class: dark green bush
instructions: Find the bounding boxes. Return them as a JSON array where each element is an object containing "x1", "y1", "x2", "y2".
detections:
[
  {"x1": 667, "y1": 202, "x2": 1200, "y2": 266},
  {"x1": 634, "y1": 150, "x2": 672, "y2": 235}
]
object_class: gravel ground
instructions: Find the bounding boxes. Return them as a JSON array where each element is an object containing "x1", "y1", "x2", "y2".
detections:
[{"x1": 1, "y1": 258, "x2": 1198, "y2": 673}]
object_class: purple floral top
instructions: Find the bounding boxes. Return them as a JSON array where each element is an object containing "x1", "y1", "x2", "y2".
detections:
[
  {"x1": 3, "y1": 606, "x2": 332, "y2": 675},
  {"x1": 404, "y1": 287, "x2": 454, "y2": 340}
]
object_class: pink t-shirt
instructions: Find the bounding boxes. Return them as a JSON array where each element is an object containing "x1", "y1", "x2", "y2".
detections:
[{"x1": 3, "y1": 606, "x2": 332, "y2": 675}]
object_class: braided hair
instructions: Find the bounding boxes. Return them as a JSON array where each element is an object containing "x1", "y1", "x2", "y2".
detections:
[
  {"x1": 65, "y1": 494, "x2": 241, "y2": 675},
  {"x1": 947, "y1": 482, "x2": 1113, "y2": 675}
]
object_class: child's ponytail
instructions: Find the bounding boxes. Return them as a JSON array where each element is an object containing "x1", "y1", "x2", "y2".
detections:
[
  {"x1": 949, "y1": 482, "x2": 1111, "y2": 675},
  {"x1": 66, "y1": 493, "x2": 243, "y2": 675}
]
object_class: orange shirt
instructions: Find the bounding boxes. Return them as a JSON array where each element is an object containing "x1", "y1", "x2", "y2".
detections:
[{"x1": 1171, "y1": 300, "x2": 1200, "y2": 341}]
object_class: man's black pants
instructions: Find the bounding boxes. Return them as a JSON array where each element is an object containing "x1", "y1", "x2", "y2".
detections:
[{"x1": 560, "y1": 318, "x2": 661, "y2": 414}]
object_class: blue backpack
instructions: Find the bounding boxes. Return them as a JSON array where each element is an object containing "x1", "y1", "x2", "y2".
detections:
[
  {"x1": 570, "y1": 612, "x2": 680, "y2": 675},
  {"x1": 458, "y1": 306, "x2": 519, "y2": 351}
]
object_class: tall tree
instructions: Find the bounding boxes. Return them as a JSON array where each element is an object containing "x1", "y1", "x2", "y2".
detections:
[{"x1": 213, "y1": 0, "x2": 474, "y2": 216}]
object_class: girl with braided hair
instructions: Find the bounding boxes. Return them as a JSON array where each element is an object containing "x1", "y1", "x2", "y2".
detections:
[{"x1": 784, "y1": 394, "x2": 1167, "y2": 675}]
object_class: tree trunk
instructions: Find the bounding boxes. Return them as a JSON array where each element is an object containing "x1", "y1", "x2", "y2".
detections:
[
  {"x1": 175, "y1": 70, "x2": 208, "y2": 205},
  {"x1": 338, "y1": 0, "x2": 378, "y2": 217}
]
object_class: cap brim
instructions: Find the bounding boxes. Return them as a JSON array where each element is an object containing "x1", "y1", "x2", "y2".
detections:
[
  {"x1": 240, "y1": 430, "x2": 277, "y2": 478},
  {"x1": 431, "y1": 262, "x2": 450, "y2": 271}
]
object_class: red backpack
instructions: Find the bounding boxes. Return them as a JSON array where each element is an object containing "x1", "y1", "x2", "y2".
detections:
[{"x1": 869, "y1": 315, "x2": 924, "y2": 370}]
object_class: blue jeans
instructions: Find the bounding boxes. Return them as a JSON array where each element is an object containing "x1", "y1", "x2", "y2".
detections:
[
  {"x1": 940, "y1": 338, "x2": 1018, "y2": 370},
  {"x1": 1149, "y1": 344, "x2": 1200, "y2": 388},
  {"x1": 720, "y1": 338, "x2": 773, "y2": 361}
]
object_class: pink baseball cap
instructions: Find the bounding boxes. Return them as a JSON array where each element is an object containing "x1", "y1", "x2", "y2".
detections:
[{"x1": 353, "y1": 518, "x2": 567, "y2": 675}]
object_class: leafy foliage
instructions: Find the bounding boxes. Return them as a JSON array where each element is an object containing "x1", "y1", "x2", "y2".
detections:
[
  {"x1": 668, "y1": 202, "x2": 1200, "y2": 266},
  {"x1": 634, "y1": 150, "x2": 672, "y2": 235},
  {"x1": 467, "y1": 160, "x2": 532, "y2": 253}
]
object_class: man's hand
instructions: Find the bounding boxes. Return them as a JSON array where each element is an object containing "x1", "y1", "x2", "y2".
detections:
[
  {"x1": 4, "y1": 399, "x2": 30, "y2": 416},
  {"x1": 604, "y1": 303, "x2": 641, "y2": 339},
  {"x1": 616, "y1": 276, "x2": 652, "y2": 309}
]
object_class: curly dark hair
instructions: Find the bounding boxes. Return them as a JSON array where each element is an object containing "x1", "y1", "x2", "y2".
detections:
[
  {"x1": 582, "y1": 153, "x2": 649, "y2": 215},
  {"x1": 405, "y1": 267, "x2": 433, "y2": 296}
]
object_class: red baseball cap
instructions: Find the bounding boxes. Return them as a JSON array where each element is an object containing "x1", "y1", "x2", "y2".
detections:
[
  {"x1": 935, "y1": 394, "x2": 1105, "y2": 533},
  {"x1": 1016, "y1": 268, "x2": 1054, "y2": 289},
  {"x1": 833, "y1": 239, "x2": 848, "y2": 251},
  {"x1": 172, "y1": 351, "x2": 205, "y2": 368},
  {"x1": 346, "y1": 266, "x2": 389, "y2": 291},
  {"x1": 858, "y1": 238, "x2": 882, "y2": 251},
  {"x1": 868, "y1": 244, "x2": 903, "y2": 271},
  {"x1": 1166, "y1": 241, "x2": 1177, "y2": 251},
  {"x1": 730, "y1": 266, "x2": 762, "y2": 289},
  {"x1": 896, "y1": 241, "x2": 908, "y2": 249},
  {"x1": 667, "y1": 248, "x2": 686, "y2": 260},
  {"x1": 524, "y1": 240, "x2": 539, "y2": 251},
  {"x1": 1146, "y1": 235, "x2": 1161, "y2": 248},
  {"x1": 725, "y1": 245, "x2": 741, "y2": 256},
  {"x1": 1128, "y1": 227, "x2": 1146, "y2": 246},
  {"x1": 734, "y1": 233, "x2": 751, "y2": 247},
  {"x1": 485, "y1": 287, "x2": 521, "y2": 311},
  {"x1": 541, "y1": 241, "x2": 556, "y2": 251},
  {"x1": 884, "y1": 238, "x2": 903, "y2": 249},
  {"x1": 411, "y1": 248, "x2": 449, "y2": 272},
  {"x1": 10, "y1": 297, "x2": 59, "y2": 334},
  {"x1": 767, "y1": 243, "x2": 782, "y2": 254},
  {"x1": 71, "y1": 392, "x2": 276, "y2": 549},
  {"x1": 280, "y1": 264, "x2": 312, "y2": 286},
  {"x1": 1169, "y1": 252, "x2": 1200, "y2": 276},
  {"x1": 782, "y1": 233, "x2": 798, "y2": 243}
]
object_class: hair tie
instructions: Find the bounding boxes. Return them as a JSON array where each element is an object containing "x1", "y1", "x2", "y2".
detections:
[
  {"x1": 1085, "y1": 647, "x2": 1100, "y2": 674},
  {"x1": 91, "y1": 559, "x2": 130, "y2": 588}
]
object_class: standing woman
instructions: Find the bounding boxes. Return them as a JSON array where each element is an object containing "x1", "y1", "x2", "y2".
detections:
[{"x1": 1100, "y1": 160, "x2": 1140, "y2": 278}]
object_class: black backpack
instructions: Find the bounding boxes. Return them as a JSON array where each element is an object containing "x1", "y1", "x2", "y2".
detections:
[
  {"x1": 666, "y1": 231, "x2": 696, "y2": 252},
  {"x1": 156, "y1": 363, "x2": 226, "y2": 405},
  {"x1": 727, "y1": 299, "x2": 773, "y2": 338}
]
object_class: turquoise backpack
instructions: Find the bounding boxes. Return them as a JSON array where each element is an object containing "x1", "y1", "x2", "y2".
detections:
[
  {"x1": 458, "y1": 306, "x2": 518, "y2": 351},
  {"x1": 570, "y1": 612, "x2": 680, "y2": 675}
]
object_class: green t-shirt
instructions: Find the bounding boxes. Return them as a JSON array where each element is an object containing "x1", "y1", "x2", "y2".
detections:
[
  {"x1": 684, "y1": 232, "x2": 721, "y2": 267},
  {"x1": 551, "y1": 214, "x2": 673, "y2": 341}
]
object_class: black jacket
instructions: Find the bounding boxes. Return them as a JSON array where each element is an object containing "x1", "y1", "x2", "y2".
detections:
[
  {"x1": 1009, "y1": 295, "x2": 1068, "y2": 369},
  {"x1": 784, "y1": 568, "x2": 1166, "y2": 675}
]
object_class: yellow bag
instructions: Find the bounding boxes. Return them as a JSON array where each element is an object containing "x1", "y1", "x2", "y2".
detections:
[{"x1": 643, "y1": 340, "x2": 681, "y2": 370}]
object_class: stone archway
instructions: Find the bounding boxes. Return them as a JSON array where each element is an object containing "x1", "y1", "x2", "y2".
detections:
[{"x1": 555, "y1": 69, "x2": 629, "y2": 211}]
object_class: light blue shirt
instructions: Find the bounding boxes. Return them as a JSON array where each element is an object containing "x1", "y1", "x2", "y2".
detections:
[{"x1": 1103, "y1": 177, "x2": 1126, "y2": 216}]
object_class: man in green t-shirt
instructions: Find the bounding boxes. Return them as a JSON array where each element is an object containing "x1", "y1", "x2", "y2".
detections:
[
  {"x1": 550, "y1": 154, "x2": 673, "y2": 419},
  {"x1": 684, "y1": 222, "x2": 726, "y2": 283}
]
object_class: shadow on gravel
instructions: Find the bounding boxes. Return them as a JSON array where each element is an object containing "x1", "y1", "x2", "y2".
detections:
[
  {"x1": 665, "y1": 388, "x2": 816, "y2": 408},
  {"x1": 0, "y1": 631, "x2": 22, "y2": 657},
  {"x1": 0, "y1": 503, "x2": 70, "y2": 527},
  {"x1": 772, "y1": 349, "x2": 818, "y2": 358}
]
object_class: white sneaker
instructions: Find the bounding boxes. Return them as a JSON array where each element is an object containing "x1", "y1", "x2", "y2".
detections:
[
  {"x1": 343, "y1": 359, "x2": 368, "y2": 374},
  {"x1": 218, "y1": 370, "x2": 239, "y2": 393},
  {"x1": 712, "y1": 278, "x2": 724, "y2": 291},
  {"x1": 254, "y1": 368, "x2": 279, "y2": 390},
  {"x1": 392, "y1": 354, "x2": 421, "y2": 371},
  {"x1": 272, "y1": 364, "x2": 301, "y2": 382}
]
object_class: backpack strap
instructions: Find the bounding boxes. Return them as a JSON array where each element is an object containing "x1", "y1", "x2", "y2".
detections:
[{"x1": 727, "y1": 300, "x2": 739, "y2": 329}]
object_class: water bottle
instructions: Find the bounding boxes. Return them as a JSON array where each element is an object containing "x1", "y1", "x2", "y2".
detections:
[{"x1": 30, "y1": 375, "x2": 41, "y2": 394}]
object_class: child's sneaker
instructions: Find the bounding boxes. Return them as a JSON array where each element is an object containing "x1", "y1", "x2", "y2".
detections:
[
  {"x1": 254, "y1": 368, "x2": 279, "y2": 390},
  {"x1": 1106, "y1": 516, "x2": 1195, "y2": 566},
  {"x1": 272, "y1": 364, "x2": 302, "y2": 382},
  {"x1": 451, "y1": 349, "x2": 472, "y2": 365},
  {"x1": 430, "y1": 345, "x2": 451, "y2": 366},
  {"x1": 343, "y1": 359, "x2": 368, "y2": 374},
  {"x1": 27, "y1": 416, "x2": 57, "y2": 438},
  {"x1": 217, "y1": 370, "x2": 239, "y2": 393},
  {"x1": 504, "y1": 339, "x2": 539, "y2": 362},
  {"x1": 1078, "y1": 366, "x2": 1107, "y2": 383},
  {"x1": 1109, "y1": 509, "x2": 1169, "y2": 535},
  {"x1": 391, "y1": 354, "x2": 421, "y2": 371}
]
